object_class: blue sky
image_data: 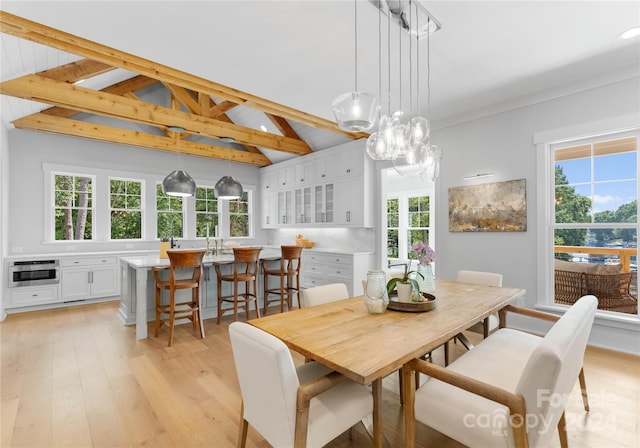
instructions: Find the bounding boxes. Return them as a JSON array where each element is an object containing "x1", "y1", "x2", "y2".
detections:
[{"x1": 557, "y1": 152, "x2": 637, "y2": 214}]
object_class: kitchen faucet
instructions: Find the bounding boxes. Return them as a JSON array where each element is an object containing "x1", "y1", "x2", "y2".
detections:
[{"x1": 170, "y1": 237, "x2": 179, "y2": 249}]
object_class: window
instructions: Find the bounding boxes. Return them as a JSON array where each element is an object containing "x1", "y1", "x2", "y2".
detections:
[
  {"x1": 53, "y1": 173, "x2": 94, "y2": 240},
  {"x1": 386, "y1": 193, "x2": 433, "y2": 263},
  {"x1": 387, "y1": 198, "x2": 399, "y2": 258},
  {"x1": 195, "y1": 186, "x2": 219, "y2": 238},
  {"x1": 229, "y1": 191, "x2": 251, "y2": 237},
  {"x1": 156, "y1": 183, "x2": 184, "y2": 239},
  {"x1": 110, "y1": 178, "x2": 143, "y2": 239},
  {"x1": 550, "y1": 132, "x2": 638, "y2": 316},
  {"x1": 407, "y1": 195, "x2": 431, "y2": 261}
]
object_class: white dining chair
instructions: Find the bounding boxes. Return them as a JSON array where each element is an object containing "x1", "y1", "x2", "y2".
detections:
[
  {"x1": 300, "y1": 283, "x2": 349, "y2": 308},
  {"x1": 404, "y1": 295, "x2": 598, "y2": 448},
  {"x1": 229, "y1": 321, "x2": 373, "y2": 448}
]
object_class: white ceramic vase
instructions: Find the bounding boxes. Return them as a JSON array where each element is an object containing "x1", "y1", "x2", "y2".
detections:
[{"x1": 396, "y1": 282, "x2": 413, "y2": 302}]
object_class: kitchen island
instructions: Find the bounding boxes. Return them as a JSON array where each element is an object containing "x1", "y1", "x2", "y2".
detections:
[{"x1": 119, "y1": 249, "x2": 281, "y2": 339}]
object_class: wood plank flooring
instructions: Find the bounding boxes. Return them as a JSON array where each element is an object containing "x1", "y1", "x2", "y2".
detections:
[{"x1": 1, "y1": 301, "x2": 638, "y2": 447}]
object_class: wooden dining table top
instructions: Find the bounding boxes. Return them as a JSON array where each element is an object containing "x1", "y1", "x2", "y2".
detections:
[{"x1": 248, "y1": 279, "x2": 526, "y2": 385}]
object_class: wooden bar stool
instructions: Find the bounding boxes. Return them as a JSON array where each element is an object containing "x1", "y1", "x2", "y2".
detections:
[
  {"x1": 262, "y1": 245, "x2": 303, "y2": 315},
  {"x1": 152, "y1": 249, "x2": 206, "y2": 347},
  {"x1": 215, "y1": 247, "x2": 262, "y2": 324}
]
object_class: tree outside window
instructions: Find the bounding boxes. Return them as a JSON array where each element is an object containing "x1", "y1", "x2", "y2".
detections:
[
  {"x1": 54, "y1": 173, "x2": 93, "y2": 240},
  {"x1": 387, "y1": 198, "x2": 399, "y2": 259},
  {"x1": 110, "y1": 178, "x2": 142, "y2": 239},
  {"x1": 229, "y1": 192, "x2": 250, "y2": 237},
  {"x1": 195, "y1": 186, "x2": 219, "y2": 237},
  {"x1": 156, "y1": 184, "x2": 183, "y2": 239}
]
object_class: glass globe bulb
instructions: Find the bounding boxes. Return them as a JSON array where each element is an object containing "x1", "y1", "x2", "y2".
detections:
[{"x1": 409, "y1": 116, "x2": 430, "y2": 146}]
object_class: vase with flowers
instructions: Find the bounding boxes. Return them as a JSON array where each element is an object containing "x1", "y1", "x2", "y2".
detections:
[{"x1": 412, "y1": 241, "x2": 436, "y2": 292}]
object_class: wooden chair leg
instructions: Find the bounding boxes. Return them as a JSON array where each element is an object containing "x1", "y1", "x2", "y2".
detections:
[
  {"x1": 444, "y1": 340, "x2": 450, "y2": 366},
  {"x1": 579, "y1": 367, "x2": 589, "y2": 412},
  {"x1": 237, "y1": 401, "x2": 248, "y2": 448},
  {"x1": 168, "y1": 294, "x2": 175, "y2": 347},
  {"x1": 557, "y1": 411, "x2": 568, "y2": 448},
  {"x1": 154, "y1": 286, "x2": 161, "y2": 337},
  {"x1": 398, "y1": 369, "x2": 404, "y2": 406},
  {"x1": 216, "y1": 277, "x2": 223, "y2": 324},
  {"x1": 234, "y1": 281, "x2": 240, "y2": 322}
]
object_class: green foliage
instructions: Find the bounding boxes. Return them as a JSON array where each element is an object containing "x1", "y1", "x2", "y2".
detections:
[
  {"x1": 386, "y1": 270, "x2": 424, "y2": 296},
  {"x1": 554, "y1": 166, "x2": 591, "y2": 246}
]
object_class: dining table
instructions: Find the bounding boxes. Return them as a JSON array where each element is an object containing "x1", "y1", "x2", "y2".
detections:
[{"x1": 248, "y1": 278, "x2": 526, "y2": 447}]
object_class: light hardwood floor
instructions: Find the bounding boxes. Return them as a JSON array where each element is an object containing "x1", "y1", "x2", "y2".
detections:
[{"x1": 1, "y1": 301, "x2": 638, "y2": 447}]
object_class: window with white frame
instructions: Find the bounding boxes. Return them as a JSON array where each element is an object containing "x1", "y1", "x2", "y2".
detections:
[
  {"x1": 195, "y1": 186, "x2": 219, "y2": 238},
  {"x1": 387, "y1": 193, "x2": 433, "y2": 263},
  {"x1": 109, "y1": 178, "x2": 143, "y2": 240},
  {"x1": 53, "y1": 172, "x2": 94, "y2": 240},
  {"x1": 548, "y1": 131, "x2": 638, "y2": 316},
  {"x1": 156, "y1": 183, "x2": 184, "y2": 239},
  {"x1": 228, "y1": 191, "x2": 251, "y2": 238}
]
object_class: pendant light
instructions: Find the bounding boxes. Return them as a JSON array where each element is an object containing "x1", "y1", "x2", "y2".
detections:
[
  {"x1": 331, "y1": 0, "x2": 379, "y2": 132},
  {"x1": 214, "y1": 175, "x2": 243, "y2": 200},
  {"x1": 162, "y1": 127, "x2": 196, "y2": 197}
]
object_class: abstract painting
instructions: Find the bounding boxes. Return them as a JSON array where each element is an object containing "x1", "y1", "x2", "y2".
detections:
[{"x1": 449, "y1": 178, "x2": 527, "y2": 232}]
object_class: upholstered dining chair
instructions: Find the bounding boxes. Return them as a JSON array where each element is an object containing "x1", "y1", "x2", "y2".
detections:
[
  {"x1": 229, "y1": 321, "x2": 373, "y2": 448},
  {"x1": 300, "y1": 282, "x2": 349, "y2": 308},
  {"x1": 152, "y1": 249, "x2": 206, "y2": 347},
  {"x1": 403, "y1": 295, "x2": 597, "y2": 448},
  {"x1": 261, "y1": 245, "x2": 303, "y2": 314},
  {"x1": 215, "y1": 247, "x2": 262, "y2": 324}
]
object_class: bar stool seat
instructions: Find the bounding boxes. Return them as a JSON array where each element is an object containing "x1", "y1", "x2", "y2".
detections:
[
  {"x1": 261, "y1": 245, "x2": 303, "y2": 315},
  {"x1": 215, "y1": 247, "x2": 262, "y2": 324},
  {"x1": 152, "y1": 249, "x2": 206, "y2": 347}
]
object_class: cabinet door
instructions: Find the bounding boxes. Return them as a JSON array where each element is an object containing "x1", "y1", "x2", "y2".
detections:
[
  {"x1": 295, "y1": 163, "x2": 314, "y2": 186},
  {"x1": 278, "y1": 168, "x2": 294, "y2": 190},
  {"x1": 61, "y1": 268, "x2": 91, "y2": 300},
  {"x1": 262, "y1": 191, "x2": 278, "y2": 228},
  {"x1": 295, "y1": 186, "x2": 312, "y2": 224},
  {"x1": 90, "y1": 265, "x2": 119, "y2": 297},
  {"x1": 336, "y1": 177, "x2": 364, "y2": 225},
  {"x1": 261, "y1": 170, "x2": 277, "y2": 192},
  {"x1": 277, "y1": 190, "x2": 293, "y2": 225},
  {"x1": 314, "y1": 183, "x2": 334, "y2": 224},
  {"x1": 338, "y1": 145, "x2": 365, "y2": 178}
]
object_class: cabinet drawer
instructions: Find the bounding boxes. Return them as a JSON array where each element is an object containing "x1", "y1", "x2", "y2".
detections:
[
  {"x1": 61, "y1": 256, "x2": 117, "y2": 267},
  {"x1": 326, "y1": 264, "x2": 351, "y2": 280},
  {"x1": 302, "y1": 262, "x2": 326, "y2": 276},
  {"x1": 9, "y1": 286, "x2": 59, "y2": 307},
  {"x1": 304, "y1": 253, "x2": 353, "y2": 266}
]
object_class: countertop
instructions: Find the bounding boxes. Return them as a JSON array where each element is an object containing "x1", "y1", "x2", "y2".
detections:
[{"x1": 120, "y1": 248, "x2": 282, "y2": 268}]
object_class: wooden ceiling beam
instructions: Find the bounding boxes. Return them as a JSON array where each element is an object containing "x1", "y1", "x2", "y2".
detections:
[
  {"x1": 209, "y1": 100, "x2": 240, "y2": 118},
  {"x1": 164, "y1": 82, "x2": 201, "y2": 114},
  {"x1": 266, "y1": 113, "x2": 302, "y2": 140},
  {"x1": 0, "y1": 74, "x2": 313, "y2": 155},
  {"x1": 0, "y1": 11, "x2": 367, "y2": 140},
  {"x1": 37, "y1": 58, "x2": 114, "y2": 83},
  {"x1": 40, "y1": 74, "x2": 158, "y2": 119},
  {"x1": 12, "y1": 113, "x2": 272, "y2": 166}
]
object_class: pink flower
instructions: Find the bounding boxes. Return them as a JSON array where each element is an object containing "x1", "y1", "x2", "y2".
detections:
[{"x1": 412, "y1": 241, "x2": 435, "y2": 265}]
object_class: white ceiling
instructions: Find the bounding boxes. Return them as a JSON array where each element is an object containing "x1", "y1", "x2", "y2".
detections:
[{"x1": 2, "y1": 0, "x2": 639, "y2": 132}]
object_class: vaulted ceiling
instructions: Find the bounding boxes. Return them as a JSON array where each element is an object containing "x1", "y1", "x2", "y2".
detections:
[
  {"x1": 0, "y1": 11, "x2": 364, "y2": 167},
  {"x1": 1, "y1": 1, "x2": 639, "y2": 167}
]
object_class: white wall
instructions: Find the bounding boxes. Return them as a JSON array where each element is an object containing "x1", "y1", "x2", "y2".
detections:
[
  {"x1": 6, "y1": 129, "x2": 267, "y2": 255},
  {"x1": 432, "y1": 76, "x2": 640, "y2": 354},
  {"x1": 0, "y1": 120, "x2": 9, "y2": 319}
]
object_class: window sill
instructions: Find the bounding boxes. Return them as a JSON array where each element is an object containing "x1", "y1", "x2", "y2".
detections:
[{"x1": 535, "y1": 303, "x2": 640, "y2": 332}]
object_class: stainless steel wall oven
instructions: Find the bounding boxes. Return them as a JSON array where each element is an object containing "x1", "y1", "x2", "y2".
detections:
[{"x1": 9, "y1": 260, "x2": 60, "y2": 287}]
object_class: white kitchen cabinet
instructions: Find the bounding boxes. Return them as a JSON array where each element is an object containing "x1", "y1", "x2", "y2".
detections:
[
  {"x1": 262, "y1": 191, "x2": 278, "y2": 228},
  {"x1": 300, "y1": 251, "x2": 375, "y2": 297},
  {"x1": 259, "y1": 139, "x2": 372, "y2": 229},
  {"x1": 8, "y1": 285, "x2": 59, "y2": 308},
  {"x1": 277, "y1": 190, "x2": 293, "y2": 225},
  {"x1": 295, "y1": 162, "x2": 315, "y2": 186},
  {"x1": 314, "y1": 183, "x2": 335, "y2": 224},
  {"x1": 61, "y1": 256, "x2": 119, "y2": 301},
  {"x1": 295, "y1": 186, "x2": 312, "y2": 224}
]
